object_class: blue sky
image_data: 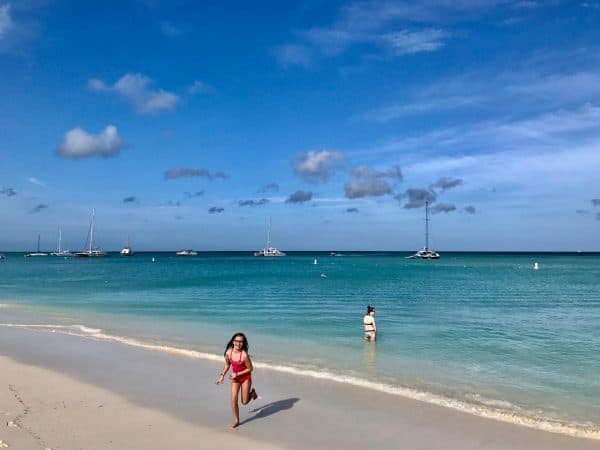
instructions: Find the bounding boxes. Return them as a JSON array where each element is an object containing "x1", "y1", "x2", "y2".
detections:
[{"x1": 1, "y1": 0, "x2": 600, "y2": 251}]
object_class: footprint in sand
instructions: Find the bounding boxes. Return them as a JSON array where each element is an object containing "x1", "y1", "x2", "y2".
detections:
[
  {"x1": 6, "y1": 420, "x2": 17, "y2": 427},
  {"x1": 0, "y1": 440, "x2": 8, "y2": 448}
]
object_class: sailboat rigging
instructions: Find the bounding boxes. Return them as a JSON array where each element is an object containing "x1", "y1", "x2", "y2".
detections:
[
  {"x1": 254, "y1": 217, "x2": 285, "y2": 257},
  {"x1": 50, "y1": 228, "x2": 73, "y2": 257},
  {"x1": 407, "y1": 201, "x2": 440, "y2": 259},
  {"x1": 25, "y1": 234, "x2": 48, "y2": 257},
  {"x1": 75, "y1": 209, "x2": 107, "y2": 257}
]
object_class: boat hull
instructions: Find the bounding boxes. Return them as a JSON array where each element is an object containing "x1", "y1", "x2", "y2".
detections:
[{"x1": 75, "y1": 251, "x2": 108, "y2": 257}]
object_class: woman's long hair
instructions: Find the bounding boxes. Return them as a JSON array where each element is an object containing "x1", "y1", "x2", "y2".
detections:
[{"x1": 224, "y1": 332, "x2": 249, "y2": 356}]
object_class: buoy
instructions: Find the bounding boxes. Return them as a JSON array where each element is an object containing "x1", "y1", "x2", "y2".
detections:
[
  {"x1": 320, "y1": 273, "x2": 327, "y2": 278},
  {"x1": 533, "y1": 262, "x2": 539, "y2": 270},
  {"x1": 313, "y1": 258, "x2": 318, "y2": 265},
  {"x1": 152, "y1": 257, "x2": 156, "y2": 262}
]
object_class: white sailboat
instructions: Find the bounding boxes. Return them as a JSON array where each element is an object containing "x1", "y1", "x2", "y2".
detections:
[
  {"x1": 254, "y1": 217, "x2": 285, "y2": 257},
  {"x1": 120, "y1": 236, "x2": 133, "y2": 256},
  {"x1": 50, "y1": 228, "x2": 73, "y2": 257},
  {"x1": 25, "y1": 234, "x2": 48, "y2": 257},
  {"x1": 176, "y1": 249, "x2": 198, "y2": 256},
  {"x1": 407, "y1": 201, "x2": 440, "y2": 260},
  {"x1": 75, "y1": 209, "x2": 107, "y2": 257}
]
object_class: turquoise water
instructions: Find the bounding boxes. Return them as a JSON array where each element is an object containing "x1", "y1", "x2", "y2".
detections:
[{"x1": 1, "y1": 252, "x2": 599, "y2": 435}]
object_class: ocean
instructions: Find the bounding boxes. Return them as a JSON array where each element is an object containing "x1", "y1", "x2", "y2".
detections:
[{"x1": 1, "y1": 252, "x2": 598, "y2": 437}]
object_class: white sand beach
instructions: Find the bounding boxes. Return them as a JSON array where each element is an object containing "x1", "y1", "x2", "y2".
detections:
[{"x1": 0, "y1": 326, "x2": 598, "y2": 450}]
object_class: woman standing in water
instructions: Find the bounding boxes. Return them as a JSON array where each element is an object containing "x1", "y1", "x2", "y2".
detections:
[
  {"x1": 363, "y1": 305, "x2": 377, "y2": 340},
  {"x1": 215, "y1": 332, "x2": 258, "y2": 428}
]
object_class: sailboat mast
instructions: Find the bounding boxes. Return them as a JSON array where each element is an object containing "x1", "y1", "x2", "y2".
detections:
[
  {"x1": 89, "y1": 208, "x2": 95, "y2": 252},
  {"x1": 58, "y1": 228, "x2": 62, "y2": 252},
  {"x1": 37, "y1": 234, "x2": 41, "y2": 252},
  {"x1": 425, "y1": 201, "x2": 430, "y2": 251},
  {"x1": 267, "y1": 216, "x2": 272, "y2": 248}
]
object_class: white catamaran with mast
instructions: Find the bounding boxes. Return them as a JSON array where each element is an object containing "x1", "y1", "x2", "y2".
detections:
[
  {"x1": 24, "y1": 234, "x2": 48, "y2": 257},
  {"x1": 75, "y1": 209, "x2": 107, "y2": 257},
  {"x1": 120, "y1": 236, "x2": 133, "y2": 256},
  {"x1": 408, "y1": 201, "x2": 440, "y2": 259},
  {"x1": 50, "y1": 228, "x2": 73, "y2": 257},
  {"x1": 254, "y1": 217, "x2": 286, "y2": 257}
]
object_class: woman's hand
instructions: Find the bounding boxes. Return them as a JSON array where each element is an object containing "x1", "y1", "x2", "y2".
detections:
[
  {"x1": 229, "y1": 371, "x2": 237, "y2": 380},
  {"x1": 215, "y1": 373, "x2": 225, "y2": 384}
]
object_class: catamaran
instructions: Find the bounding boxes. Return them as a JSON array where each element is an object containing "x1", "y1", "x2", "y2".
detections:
[
  {"x1": 24, "y1": 234, "x2": 48, "y2": 257},
  {"x1": 50, "y1": 228, "x2": 73, "y2": 257},
  {"x1": 254, "y1": 217, "x2": 285, "y2": 257},
  {"x1": 120, "y1": 236, "x2": 133, "y2": 256},
  {"x1": 176, "y1": 249, "x2": 198, "y2": 256},
  {"x1": 407, "y1": 201, "x2": 440, "y2": 259},
  {"x1": 75, "y1": 209, "x2": 108, "y2": 257}
]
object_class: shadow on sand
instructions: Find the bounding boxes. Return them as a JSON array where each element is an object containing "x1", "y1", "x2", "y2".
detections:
[{"x1": 239, "y1": 397, "x2": 300, "y2": 426}]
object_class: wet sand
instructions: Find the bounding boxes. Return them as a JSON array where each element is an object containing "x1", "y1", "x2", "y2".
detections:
[{"x1": 0, "y1": 327, "x2": 598, "y2": 450}]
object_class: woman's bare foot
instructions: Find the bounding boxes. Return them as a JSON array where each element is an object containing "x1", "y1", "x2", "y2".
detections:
[
  {"x1": 250, "y1": 388, "x2": 258, "y2": 401},
  {"x1": 229, "y1": 422, "x2": 239, "y2": 429}
]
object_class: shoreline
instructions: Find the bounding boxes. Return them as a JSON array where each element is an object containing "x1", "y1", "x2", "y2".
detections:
[
  {"x1": 0, "y1": 322, "x2": 598, "y2": 440},
  {"x1": 0, "y1": 326, "x2": 599, "y2": 449}
]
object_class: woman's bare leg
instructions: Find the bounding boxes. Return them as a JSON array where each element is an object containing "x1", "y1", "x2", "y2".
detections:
[
  {"x1": 229, "y1": 381, "x2": 241, "y2": 428},
  {"x1": 240, "y1": 379, "x2": 257, "y2": 405}
]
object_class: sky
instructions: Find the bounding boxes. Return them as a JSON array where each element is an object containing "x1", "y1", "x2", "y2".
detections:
[{"x1": 1, "y1": 0, "x2": 600, "y2": 252}]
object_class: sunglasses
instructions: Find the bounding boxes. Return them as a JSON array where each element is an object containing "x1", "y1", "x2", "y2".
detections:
[{"x1": 233, "y1": 340, "x2": 245, "y2": 343}]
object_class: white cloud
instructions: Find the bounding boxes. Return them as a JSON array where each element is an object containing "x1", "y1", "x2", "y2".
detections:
[
  {"x1": 0, "y1": 3, "x2": 13, "y2": 39},
  {"x1": 497, "y1": 103, "x2": 600, "y2": 138},
  {"x1": 57, "y1": 125, "x2": 125, "y2": 158},
  {"x1": 506, "y1": 72, "x2": 600, "y2": 104},
  {"x1": 344, "y1": 164, "x2": 402, "y2": 199},
  {"x1": 382, "y1": 28, "x2": 450, "y2": 55},
  {"x1": 397, "y1": 107, "x2": 600, "y2": 200},
  {"x1": 293, "y1": 150, "x2": 346, "y2": 182},
  {"x1": 285, "y1": 0, "x2": 513, "y2": 63},
  {"x1": 337, "y1": 1, "x2": 514, "y2": 27},
  {"x1": 27, "y1": 177, "x2": 46, "y2": 187},
  {"x1": 361, "y1": 95, "x2": 481, "y2": 122},
  {"x1": 89, "y1": 73, "x2": 179, "y2": 114},
  {"x1": 301, "y1": 24, "x2": 449, "y2": 58}
]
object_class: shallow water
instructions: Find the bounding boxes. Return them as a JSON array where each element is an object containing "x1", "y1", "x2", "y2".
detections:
[{"x1": 1, "y1": 252, "x2": 599, "y2": 435}]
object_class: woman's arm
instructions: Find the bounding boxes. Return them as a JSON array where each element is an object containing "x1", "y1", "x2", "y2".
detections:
[{"x1": 215, "y1": 352, "x2": 231, "y2": 384}]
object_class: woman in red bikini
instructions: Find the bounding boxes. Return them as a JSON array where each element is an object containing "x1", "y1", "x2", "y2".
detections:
[{"x1": 215, "y1": 332, "x2": 258, "y2": 428}]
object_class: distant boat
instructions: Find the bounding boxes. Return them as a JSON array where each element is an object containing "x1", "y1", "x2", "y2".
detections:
[
  {"x1": 407, "y1": 201, "x2": 440, "y2": 260},
  {"x1": 25, "y1": 234, "x2": 48, "y2": 257},
  {"x1": 0, "y1": 254, "x2": 5, "y2": 261},
  {"x1": 313, "y1": 258, "x2": 318, "y2": 265},
  {"x1": 254, "y1": 217, "x2": 286, "y2": 257},
  {"x1": 50, "y1": 228, "x2": 73, "y2": 257},
  {"x1": 120, "y1": 236, "x2": 133, "y2": 256},
  {"x1": 75, "y1": 209, "x2": 108, "y2": 257},
  {"x1": 176, "y1": 249, "x2": 198, "y2": 256}
]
